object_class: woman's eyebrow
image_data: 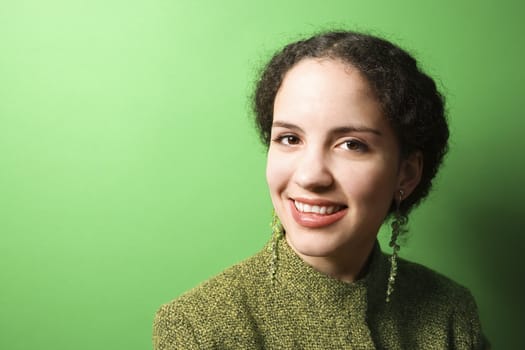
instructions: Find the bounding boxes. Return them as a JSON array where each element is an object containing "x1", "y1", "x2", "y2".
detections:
[
  {"x1": 330, "y1": 126, "x2": 382, "y2": 136},
  {"x1": 272, "y1": 121, "x2": 381, "y2": 136},
  {"x1": 271, "y1": 121, "x2": 304, "y2": 133}
]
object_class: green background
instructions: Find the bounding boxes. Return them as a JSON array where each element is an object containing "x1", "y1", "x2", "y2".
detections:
[{"x1": 1, "y1": 0, "x2": 523, "y2": 348}]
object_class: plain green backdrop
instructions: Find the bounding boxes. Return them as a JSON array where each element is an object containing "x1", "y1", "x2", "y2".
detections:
[{"x1": 1, "y1": 0, "x2": 523, "y2": 348}]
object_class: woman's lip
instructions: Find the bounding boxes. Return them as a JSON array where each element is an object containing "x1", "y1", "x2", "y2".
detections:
[
  {"x1": 289, "y1": 199, "x2": 347, "y2": 228},
  {"x1": 291, "y1": 197, "x2": 346, "y2": 206}
]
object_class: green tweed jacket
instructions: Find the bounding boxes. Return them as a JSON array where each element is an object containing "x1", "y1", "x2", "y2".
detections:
[{"x1": 153, "y1": 239, "x2": 487, "y2": 349}]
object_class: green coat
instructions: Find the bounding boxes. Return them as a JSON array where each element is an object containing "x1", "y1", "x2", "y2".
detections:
[{"x1": 153, "y1": 239, "x2": 488, "y2": 349}]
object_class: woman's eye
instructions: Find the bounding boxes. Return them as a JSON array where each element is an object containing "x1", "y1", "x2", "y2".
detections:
[
  {"x1": 341, "y1": 140, "x2": 368, "y2": 152},
  {"x1": 276, "y1": 135, "x2": 300, "y2": 145}
]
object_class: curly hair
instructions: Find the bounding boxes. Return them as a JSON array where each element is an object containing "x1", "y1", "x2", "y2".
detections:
[{"x1": 253, "y1": 31, "x2": 449, "y2": 216}]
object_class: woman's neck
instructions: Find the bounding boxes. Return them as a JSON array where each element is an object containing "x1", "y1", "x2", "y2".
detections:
[{"x1": 286, "y1": 236, "x2": 377, "y2": 282}]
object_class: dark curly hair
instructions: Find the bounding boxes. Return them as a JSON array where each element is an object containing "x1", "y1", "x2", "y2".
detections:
[{"x1": 253, "y1": 31, "x2": 449, "y2": 216}]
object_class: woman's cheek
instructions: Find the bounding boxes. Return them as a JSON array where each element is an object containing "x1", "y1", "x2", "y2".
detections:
[
  {"x1": 342, "y1": 162, "x2": 397, "y2": 203},
  {"x1": 266, "y1": 150, "x2": 293, "y2": 188}
]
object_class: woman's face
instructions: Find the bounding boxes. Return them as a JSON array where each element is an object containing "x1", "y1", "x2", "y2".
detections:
[{"x1": 266, "y1": 58, "x2": 420, "y2": 264}]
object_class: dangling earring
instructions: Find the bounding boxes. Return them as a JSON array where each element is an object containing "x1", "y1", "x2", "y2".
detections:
[
  {"x1": 386, "y1": 189, "x2": 407, "y2": 302},
  {"x1": 268, "y1": 209, "x2": 283, "y2": 283}
]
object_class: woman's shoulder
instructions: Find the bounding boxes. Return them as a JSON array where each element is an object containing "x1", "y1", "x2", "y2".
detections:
[
  {"x1": 392, "y1": 255, "x2": 488, "y2": 344},
  {"x1": 376, "y1": 255, "x2": 489, "y2": 349},
  {"x1": 153, "y1": 248, "x2": 270, "y2": 349},
  {"x1": 161, "y1": 247, "x2": 268, "y2": 310},
  {"x1": 395, "y1": 255, "x2": 474, "y2": 303}
]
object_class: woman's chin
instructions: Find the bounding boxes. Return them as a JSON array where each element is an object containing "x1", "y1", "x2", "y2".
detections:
[{"x1": 285, "y1": 233, "x2": 343, "y2": 258}]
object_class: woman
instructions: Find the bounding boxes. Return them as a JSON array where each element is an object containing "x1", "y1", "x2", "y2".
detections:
[{"x1": 153, "y1": 31, "x2": 488, "y2": 349}]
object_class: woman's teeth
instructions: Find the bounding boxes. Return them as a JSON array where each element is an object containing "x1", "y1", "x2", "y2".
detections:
[{"x1": 294, "y1": 200, "x2": 343, "y2": 215}]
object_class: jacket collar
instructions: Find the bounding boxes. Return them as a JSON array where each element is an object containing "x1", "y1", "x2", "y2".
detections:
[{"x1": 268, "y1": 237, "x2": 389, "y2": 309}]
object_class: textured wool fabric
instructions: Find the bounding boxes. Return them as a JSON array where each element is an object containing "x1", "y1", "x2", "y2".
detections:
[{"x1": 153, "y1": 239, "x2": 488, "y2": 349}]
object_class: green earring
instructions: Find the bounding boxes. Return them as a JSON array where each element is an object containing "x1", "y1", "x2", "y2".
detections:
[
  {"x1": 386, "y1": 190, "x2": 407, "y2": 302},
  {"x1": 268, "y1": 209, "x2": 283, "y2": 283}
]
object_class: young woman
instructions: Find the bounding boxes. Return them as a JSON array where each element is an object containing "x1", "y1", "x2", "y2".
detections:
[{"x1": 153, "y1": 31, "x2": 488, "y2": 349}]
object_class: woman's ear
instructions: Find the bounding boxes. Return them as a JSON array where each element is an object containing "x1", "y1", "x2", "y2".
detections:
[{"x1": 397, "y1": 151, "x2": 423, "y2": 198}]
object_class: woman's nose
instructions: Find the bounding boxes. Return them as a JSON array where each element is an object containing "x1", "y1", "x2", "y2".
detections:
[{"x1": 292, "y1": 148, "x2": 334, "y2": 191}]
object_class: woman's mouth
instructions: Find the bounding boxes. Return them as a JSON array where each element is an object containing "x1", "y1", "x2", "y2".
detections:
[
  {"x1": 290, "y1": 199, "x2": 347, "y2": 228},
  {"x1": 293, "y1": 200, "x2": 345, "y2": 215}
]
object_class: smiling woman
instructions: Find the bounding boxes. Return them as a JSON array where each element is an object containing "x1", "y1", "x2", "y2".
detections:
[
  {"x1": 267, "y1": 59, "x2": 417, "y2": 284},
  {"x1": 153, "y1": 31, "x2": 489, "y2": 349}
]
